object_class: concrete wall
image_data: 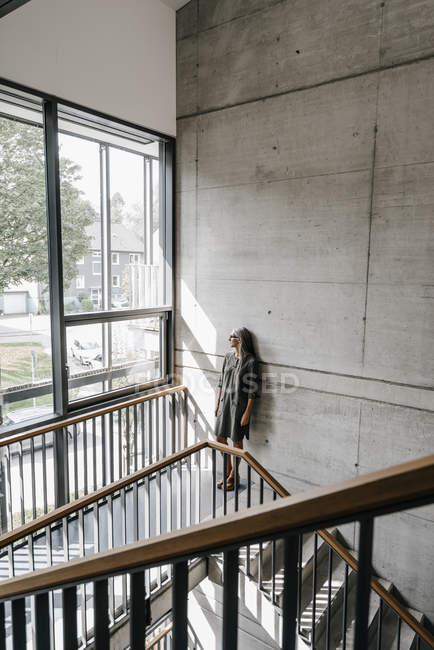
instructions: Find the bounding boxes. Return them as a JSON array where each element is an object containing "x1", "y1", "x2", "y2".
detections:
[
  {"x1": 176, "y1": 0, "x2": 434, "y2": 618},
  {"x1": 0, "y1": 0, "x2": 176, "y2": 136}
]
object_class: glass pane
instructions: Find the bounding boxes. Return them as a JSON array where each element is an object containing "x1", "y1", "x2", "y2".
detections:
[
  {"x1": 0, "y1": 107, "x2": 53, "y2": 429},
  {"x1": 59, "y1": 132, "x2": 102, "y2": 313},
  {"x1": 66, "y1": 316, "x2": 162, "y2": 403},
  {"x1": 109, "y1": 146, "x2": 162, "y2": 310}
]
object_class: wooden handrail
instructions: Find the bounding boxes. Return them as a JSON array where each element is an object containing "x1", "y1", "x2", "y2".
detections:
[
  {"x1": 0, "y1": 454, "x2": 433, "y2": 645},
  {"x1": 0, "y1": 384, "x2": 187, "y2": 447},
  {"x1": 0, "y1": 440, "x2": 285, "y2": 548},
  {"x1": 146, "y1": 622, "x2": 173, "y2": 649}
]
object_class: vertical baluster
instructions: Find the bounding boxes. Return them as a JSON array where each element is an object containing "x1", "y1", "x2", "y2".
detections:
[
  {"x1": 246, "y1": 465, "x2": 252, "y2": 575},
  {"x1": 83, "y1": 421, "x2": 88, "y2": 495},
  {"x1": 0, "y1": 601, "x2": 5, "y2": 650},
  {"x1": 258, "y1": 478, "x2": 264, "y2": 590},
  {"x1": 107, "y1": 494, "x2": 115, "y2": 625},
  {"x1": 35, "y1": 592, "x2": 50, "y2": 650},
  {"x1": 396, "y1": 617, "x2": 401, "y2": 650},
  {"x1": 171, "y1": 394, "x2": 176, "y2": 455},
  {"x1": 42, "y1": 434, "x2": 47, "y2": 514},
  {"x1": 223, "y1": 549, "x2": 239, "y2": 650},
  {"x1": 118, "y1": 410, "x2": 123, "y2": 479},
  {"x1": 177, "y1": 393, "x2": 182, "y2": 452},
  {"x1": 18, "y1": 441, "x2": 25, "y2": 525},
  {"x1": 297, "y1": 535, "x2": 303, "y2": 635},
  {"x1": 272, "y1": 539, "x2": 276, "y2": 605},
  {"x1": 109, "y1": 412, "x2": 114, "y2": 484},
  {"x1": 121, "y1": 487, "x2": 127, "y2": 612},
  {"x1": 195, "y1": 450, "x2": 201, "y2": 524},
  {"x1": 63, "y1": 586, "x2": 77, "y2": 650},
  {"x1": 156, "y1": 471, "x2": 162, "y2": 589},
  {"x1": 141, "y1": 402, "x2": 146, "y2": 468},
  {"x1": 92, "y1": 418, "x2": 98, "y2": 490},
  {"x1": 8, "y1": 543, "x2": 14, "y2": 579},
  {"x1": 162, "y1": 396, "x2": 167, "y2": 459},
  {"x1": 354, "y1": 518, "x2": 374, "y2": 650},
  {"x1": 223, "y1": 453, "x2": 227, "y2": 516},
  {"x1": 133, "y1": 404, "x2": 138, "y2": 471},
  {"x1": 30, "y1": 438, "x2": 36, "y2": 520},
  {"x1": 234, "y1": 457, "x2": 239, "y2": 513},
  {"x1": 101, "y1": 415, "x2": 107, "y2": 486},
  {"x1": 94, "y1": 579, "x2": 109, "y2": 650},
  {"x1": 416, "y1": 636, "x2": 421, "y2": 650},
  {"x1": 376, "y1": 598, "x2": 383, "y2": 650},
  {"x1": 312, "y1": 533, "x2": 318, "y2": 648},
  {"x1": 326, "y1": 546, "x2": 333, "y2": 650},
  {"x1": 73, "y1": 424, "x2": 79, "y2": 500},
  {"x1": 64, "y1": 428, "x2": 70, "y2": 503},
  {"x1": 172, "y1": 561, "x2": 188, "y2": 650},
  {"x1": 212, "y1": 449, "x2": 216, "y2": 519},
  {"x1": 78, "y1": 509, "x2": 87, "y2": 645},
  {"x1": 12, "y1": 598, "x2": 26, "y2": 650},
  {"x1": 145, "y1": 475, "x2": 151, "y2": 595},
  {"x1": 177, "y1": 461, "x2": 183, "y2": 529},
  {"x1": 126, "y1": 407, "x2": 131, "y2": 476},
  {"x1": 6, "y1": 446, "x2": 12, "y2": 530},
  {"x1": 130, "y1": 571, "x2": 146, "y2": 650},
  {"x1": 148, "y1": 400, "x2": 153, "y2": 464},
  {"x1": 63, "y1": 516, "x2": 69, "y2": 562},
  {"x1": 282, "y1": 535, "x2": 299, "y2": 650},
  {"x1": 133, "y1": 482, "x2": 139, "y2": 542},
  {"x1": 186, "y1": 454, "x2": 191, "y2": 527},
  {"x1": 154, "y1": 399, "x2": 159, "y2": 462}
]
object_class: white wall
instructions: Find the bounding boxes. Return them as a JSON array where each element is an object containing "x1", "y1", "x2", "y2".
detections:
[{"x1": 0, "y1": 0, "x2": 176, "y2": 136}]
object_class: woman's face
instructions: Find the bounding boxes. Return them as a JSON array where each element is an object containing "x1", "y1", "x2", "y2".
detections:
[{"x1": 229, "y1": 333, "x2": 240, "y2": 349}]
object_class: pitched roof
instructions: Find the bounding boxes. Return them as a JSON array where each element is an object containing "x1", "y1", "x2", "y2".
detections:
[{"x1": 86, "y1": 221, "x2": 144, "y2": 253}]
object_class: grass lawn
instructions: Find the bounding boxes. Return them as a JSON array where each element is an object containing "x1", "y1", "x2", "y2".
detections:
[
  {"x1": 0, "y1": 343, "x2": 53, "y2": 417},
  {"x1": 0, "y1": 342, "x2": 52, "y2": 388}
]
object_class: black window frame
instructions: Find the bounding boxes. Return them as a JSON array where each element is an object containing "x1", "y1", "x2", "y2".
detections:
[{"x1": 0, "y1": 77, "x2": 175, "y2": 436}]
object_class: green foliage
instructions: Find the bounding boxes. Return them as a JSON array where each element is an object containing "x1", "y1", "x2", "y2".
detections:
[
  {"x1": 80, "y1": 298, "x2": 94, "y2": 312},
  {"x1": 0, "y1": 116, "x2": 96, "y2": 293}
]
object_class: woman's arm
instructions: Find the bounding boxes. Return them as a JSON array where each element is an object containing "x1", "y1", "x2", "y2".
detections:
[
  {"x1": 215, "y1": 387, "x2": 222, "y2": 417},
  {"x1": 240, "y1": 397, "x2": 254, "y2": 426}
]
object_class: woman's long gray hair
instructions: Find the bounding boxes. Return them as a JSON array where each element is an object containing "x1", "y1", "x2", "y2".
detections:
[{"x1": 232, "y1": 327, "x2": 255, "y2": 358}]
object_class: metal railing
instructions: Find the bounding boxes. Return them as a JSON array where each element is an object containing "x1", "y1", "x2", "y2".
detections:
[
  {"x1": 0, "y1": 385, "x2": 188, "y2": 533},
  {"x1": 0, "y1": 446, "x2": 432, "y2": 649},
  {"x1": 0, "y1": 440, "x2": 282, "y2": 648}
]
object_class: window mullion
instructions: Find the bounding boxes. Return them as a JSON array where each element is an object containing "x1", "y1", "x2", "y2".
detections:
[{"x1": 43, "y1": 99, "x2": 68, "y2": 416}]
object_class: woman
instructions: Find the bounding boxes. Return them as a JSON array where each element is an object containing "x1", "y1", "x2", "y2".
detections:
[{"x1": 214, "y1": 327, "x2": 260, "y2": 490}]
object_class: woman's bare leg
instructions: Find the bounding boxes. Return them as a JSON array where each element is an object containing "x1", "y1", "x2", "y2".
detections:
[
  {"x1": 216, "y1": 435, "x2": 232, "y2": 485},
  {"x1": 227, "y1": 439, "x2": 243, "y2": 482}
]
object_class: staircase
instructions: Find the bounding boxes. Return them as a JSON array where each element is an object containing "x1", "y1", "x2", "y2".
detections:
[{"x1": 0, "y1": 387, "x2": 432, "y2": 650}]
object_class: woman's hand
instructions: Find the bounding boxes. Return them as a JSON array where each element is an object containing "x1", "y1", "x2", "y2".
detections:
[{"x1": 240, "y1": 410, "x2": 250, "y2": 427}]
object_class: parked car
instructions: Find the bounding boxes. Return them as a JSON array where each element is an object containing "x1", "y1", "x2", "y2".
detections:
[
  {"x1": 70, "y1": 340, "x2": 102, "y2": 365},
  {"x1": 82, "y1": 352, "x2": 103, "y2": 370}
]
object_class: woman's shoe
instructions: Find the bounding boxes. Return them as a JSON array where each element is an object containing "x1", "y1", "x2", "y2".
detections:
[
  {"x1": 217, "y1": 479, "x2": 224, "y2": 489},
  {"x1": 226, "y1": 476, "x2": 240, "y2": 491}
]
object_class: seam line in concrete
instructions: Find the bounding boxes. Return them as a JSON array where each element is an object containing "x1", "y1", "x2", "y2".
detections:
[
  {"x1": 176, "y1": 51, "x2": 434, "y2": 122},
  {"x1": 191, "y1": 166, "x2": 371, "y2": 193},
  {"x1": 177, "y1": 0, "x2": 285, "y2": 43},
  {"x1": 175, "y1": 351, "x2": 434, "y2": 392},
  {"x1": 178, "y1": 363, "x2": 434, "y2": 412},
  {"x1": 361, "y1": 74, "x2": 380, "y2": 368}
]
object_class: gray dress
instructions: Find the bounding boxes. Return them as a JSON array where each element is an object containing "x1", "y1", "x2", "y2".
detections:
[{"x1": 214, "y1": 352, "x2": 260, "y2": 442}]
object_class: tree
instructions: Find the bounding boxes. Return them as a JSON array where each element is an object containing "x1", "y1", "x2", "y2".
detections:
[{"x1": 0, "y1": 116, "x2": 96, "y2": 294}]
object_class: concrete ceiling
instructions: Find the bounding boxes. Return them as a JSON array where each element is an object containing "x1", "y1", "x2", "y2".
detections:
[{"x1": 159, "y1": 0, "x2": 190, "y2": 10}]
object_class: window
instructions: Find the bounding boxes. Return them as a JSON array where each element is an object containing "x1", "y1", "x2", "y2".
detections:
[{"x1": 0, "y1": 80, "x2": 173, "y2": 430}]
